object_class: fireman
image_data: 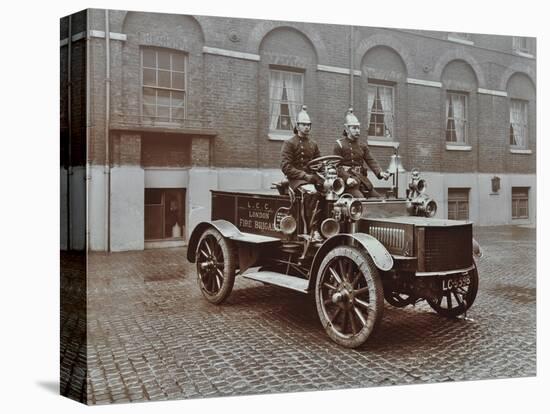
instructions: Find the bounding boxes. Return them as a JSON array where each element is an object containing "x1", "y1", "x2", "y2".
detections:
[
  {"x1": 280, "y1": 105, "x2": 323, "y2": 241},
  {"x1": 333, "y1": 108, "x2": 390, "y2": 198}
]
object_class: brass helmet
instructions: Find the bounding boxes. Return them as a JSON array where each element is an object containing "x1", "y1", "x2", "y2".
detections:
[
  {"x1": 296, "y1": 105, "x2": 311, "y2": 124},
  {"x1": 344, "y1": 108, "x2": 360, "y2": 127}
]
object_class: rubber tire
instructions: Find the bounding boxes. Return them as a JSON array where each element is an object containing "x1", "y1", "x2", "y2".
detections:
[
  {"x1": 427, "y1": 261, "x2": 479, "y2": 318},
  {"x1": 315, "y1": 246, "x2": 384, "y2": 348},
  {"x1": 196, "y1": 228, "x2": 237, "y2": 304}
]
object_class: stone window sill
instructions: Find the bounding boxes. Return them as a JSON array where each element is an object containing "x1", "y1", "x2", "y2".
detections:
[
  {"x1": 446, "y1": 144, "x2": 472, "y2": 151},
  {"x1": 268, "y1": 132, "x2": 292, "y2": 141},
  {"x1": 510, "y1": 148, "x2": 532, "y2": 154},
  {"x1": 367, "y1": 139, "x2": 400, "y2": 148}
]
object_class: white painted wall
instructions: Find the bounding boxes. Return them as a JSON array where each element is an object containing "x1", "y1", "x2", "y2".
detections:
[
  {"x1": 144, "y1": 167, "x2": 189, "y2": 189},
  {"x1": 88, "y1": 166, "x2": 107, "y2": 251},
  {"x1": 71, "y1": 166, "x2": 87, "y2": 250},
  {"x1": 84, "y1": 166, "x2": 536, "y2": 251},
  {"x1": 110, "y1": 166, "x2": 144, "y2": 252},
  {"x1": 217, "y1": 168, "x2": 263, "y2": 190},
  {"x1": 187, "y1": 168, "x2": 218, "y2": 240},
  {"x1": 260, "y1": 169, "x2": 285, "y2": 189}
]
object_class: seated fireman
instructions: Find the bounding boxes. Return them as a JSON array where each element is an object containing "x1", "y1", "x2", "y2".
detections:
[
  {"x1": 280, "y1": 105, "x2": 324, "y2": 240},
  {"x1": 334, "y1": 108, "x2": 390, "y2": 198}
]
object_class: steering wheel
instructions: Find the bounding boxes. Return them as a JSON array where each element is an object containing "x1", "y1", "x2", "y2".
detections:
[{"x1": 307, "y1": 155, "x2": 343, "y2": 173}]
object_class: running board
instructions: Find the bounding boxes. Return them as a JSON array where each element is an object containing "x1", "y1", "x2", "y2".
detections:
[{"x1": 242, "y1": 271, "x2": 309, "y2": 293}]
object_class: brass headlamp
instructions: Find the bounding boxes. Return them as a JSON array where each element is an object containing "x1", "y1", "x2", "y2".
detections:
[
  {"x1": 406, "y1": 169, "x2": 437, "y2": 217},
  {"x1": 409, "y1": 168, "x2": 427, "y2": 194},
  {"x1": 407, "y1": 193, "x2": 437, "y2": 218},
  {"x1": 334, "y1": 195, "x2": 363, "y2": 221},
  {"x1": 323, "y1": 166, "x2": 345, "y2": 201}
]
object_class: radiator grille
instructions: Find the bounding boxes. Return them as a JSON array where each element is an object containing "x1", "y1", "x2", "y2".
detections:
[
  {"x1": 369, "y1": 226, "x2": 405, "y2": 250},
  {"x1": 423, "y1": 225, "x2": 472, "y2": 271}
]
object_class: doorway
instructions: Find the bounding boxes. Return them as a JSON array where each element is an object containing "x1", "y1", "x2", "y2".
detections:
[{"x1": 144, "y1": 188, "x2": 186, "y2": 241}]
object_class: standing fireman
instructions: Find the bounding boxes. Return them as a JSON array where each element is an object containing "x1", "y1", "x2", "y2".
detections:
[
  {"x1": 334, "y1": 108, "x2": 390, "y2": 197},
  {"x1": 280, "y1": 105, "x2": 323, "y2": 240}
]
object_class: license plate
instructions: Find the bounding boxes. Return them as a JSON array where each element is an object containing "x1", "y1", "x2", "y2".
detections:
[{"x1": 442, "y1": 274, "x2": 471, "y2": 291}]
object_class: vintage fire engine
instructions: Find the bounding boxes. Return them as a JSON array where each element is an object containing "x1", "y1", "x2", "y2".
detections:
[{"x1": 187, "y1": 154, "x2": 482, "y2": 348}]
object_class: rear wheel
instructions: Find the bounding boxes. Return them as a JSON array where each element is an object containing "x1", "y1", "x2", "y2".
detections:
[
  {"x1": 315, "y1": 246, "x2": 384, "y2": 348},
  {"x1": 196, "y1": 228, "x2": 236, "y2": 304},
  {"x1": 427, "y1": 263, "x2": 479, "y2": 318}
]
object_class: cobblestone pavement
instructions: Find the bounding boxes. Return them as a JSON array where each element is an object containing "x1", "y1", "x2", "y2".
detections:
[{"x1": 80, "y1": 226, "x2": 536, "y2": 405}]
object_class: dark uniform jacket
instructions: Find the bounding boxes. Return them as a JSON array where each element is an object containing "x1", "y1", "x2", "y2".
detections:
[
  {"x1": 281, "y1": 134, "x2": 321, "y2": 190},
  {"x1": 333, "y1": 137, "x2": 383, "y2": 190}
]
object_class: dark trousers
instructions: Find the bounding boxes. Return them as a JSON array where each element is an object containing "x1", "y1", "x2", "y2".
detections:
[{"x1": 297, "y1": 185, "x2": 322, "y2": 233}]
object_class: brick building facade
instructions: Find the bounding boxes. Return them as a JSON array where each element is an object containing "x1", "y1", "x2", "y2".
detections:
[{"x1": 60, "y1": 9, "x2": 536, "y2": 251}]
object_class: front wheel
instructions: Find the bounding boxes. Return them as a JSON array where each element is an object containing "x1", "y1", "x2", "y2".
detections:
[
  {"x1": 315, "y1": 246, "x2": 384, "y2": 348},
  {"x1": 427, "y1": 263, "x2": 479, "y2": 318},
  {"x1": 196, "y1": 228, "x2": 236, "y2": 304}
]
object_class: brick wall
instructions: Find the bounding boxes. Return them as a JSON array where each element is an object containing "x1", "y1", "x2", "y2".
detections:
[
  {"x1": 141, "y1": 134, "x2": 191, "y2": 167},
  {"x1": 83, "y1": 10, "x2": 536, "y2": 175},
  {"x1": 405, "y1": 84, "x2": 442, "y2": 172},
  {"x1": 60, "y1": 10, "x2": 87, "y2": 167}
]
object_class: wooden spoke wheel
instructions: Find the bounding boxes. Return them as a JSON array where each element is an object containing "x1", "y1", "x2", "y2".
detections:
[
  {"x1": 315, "y1": 246, "x2": 384, "y2": 348},
  {"x1": 196, "y1": 228, "x2": 236, "y2": 304},
  {"x1": 427, "y1": 263, "x2": 479, "y2": 318}
]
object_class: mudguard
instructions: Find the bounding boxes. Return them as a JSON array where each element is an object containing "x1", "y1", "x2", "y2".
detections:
[
  {"x1": 308, "y1": 232, "x2": 394, "y2": 291},
  {"x1": 187, "y1": 220, "x2": 280, "y2": 262},
  {"x1": 473, "y1": 237, "x2": 483, "y2": 258}
]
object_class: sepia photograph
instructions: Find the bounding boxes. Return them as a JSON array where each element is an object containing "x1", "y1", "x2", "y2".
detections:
[
  {"x1": 58, "y1": 5, "x2": 539, "y2": 406},
  {"x1": 2, "y1": 1, "x2": 546, "y2": 413}
]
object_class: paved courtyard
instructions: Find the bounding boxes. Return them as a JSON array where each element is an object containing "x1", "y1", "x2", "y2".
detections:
[{"x1": 61, "y1": 225, "x2": 536, "y2": 405}]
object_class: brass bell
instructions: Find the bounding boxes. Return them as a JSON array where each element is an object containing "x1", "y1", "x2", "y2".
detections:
[{"x1": 386, "y1": 153, "x2": 406, "y2": 174}]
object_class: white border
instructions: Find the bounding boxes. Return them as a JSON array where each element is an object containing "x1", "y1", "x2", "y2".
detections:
[{"x1": 3, "y1": 1, "x2": 547, "y2": 414}]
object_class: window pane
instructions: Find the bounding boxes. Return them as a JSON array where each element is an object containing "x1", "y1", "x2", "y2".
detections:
[
  {"x1": 449, "y1": 189, "x2": 469, "y2": 219},
  {"x1": 512, "y1": 187, "x2": 529, "y2": 198},
  {"x1": 510, "y1": 100, "x2": 528, "y2": 148},
  {"x1": 173, "y1": 54, "x2": 185, "y2": 72},
  {"x1": 143, "y1": 49, "x2": 156, "y2": 68},
  {"x1": 269, "y1": 69, "x2": 304, "y2": 131},
  {"x1": 448, "y1": 201, "x2": 458, "y2": 220},
  {"x1": 172, "y1": 91, "x2": 185, "y2": 108},
  {"x1": 142, "y1": 49, "x2": 186, "y2": 123},
  {"x1": 143, "y1": 68, "x2": 156, "y2": 86},
  {"x1": 519, "y1": 200, "x2": 528, "y2": 217},
  {"x1": 446, "y1": 93, "x2": 467, "y2": 142},
  {"x1": 145, "y1": 188, "x2": 163, "y2": 205},
  {"x1": 458, "y1": 201, "x2": 469, "y2": 220},
  {"x1": 157, "y1": 106, "x2": 170, "y2": 122},
  {"x1": 158, "y1": 50, "x2": 171, "y2": 70},
  {"x1": 158, "y1": 70, "x2": 171, "y2": 88},
  {"x1": 367, "y1": 85, "x2": 393, "y2": 138},
  {"x1": 456, "y1": 120, "x2": 466, "y2": 143},
  {"x1": 157, "y1": 90, "x2": 170, "y2": 107},
  {"x1": 172, "y1": 72, "x2": 185, "y2": 90},
  {"x1": 143, "y1": 88, "x2": 156, "y2": 105}
]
